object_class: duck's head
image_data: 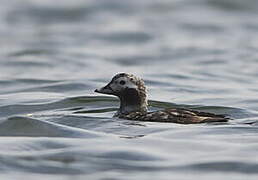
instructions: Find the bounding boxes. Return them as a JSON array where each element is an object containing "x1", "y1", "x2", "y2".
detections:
[{"x1": 95, "y1": 73, "x2": 148, "y2": 115}]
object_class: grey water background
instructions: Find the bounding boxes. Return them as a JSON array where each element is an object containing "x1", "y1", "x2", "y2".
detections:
[{"x1": 1, "y1": 0, "x2": 258, "y2": 179}]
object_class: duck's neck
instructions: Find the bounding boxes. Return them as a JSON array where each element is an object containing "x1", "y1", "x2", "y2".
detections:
[{"x1": 117, "y1": 88, "x2": 147, "y2": 115}]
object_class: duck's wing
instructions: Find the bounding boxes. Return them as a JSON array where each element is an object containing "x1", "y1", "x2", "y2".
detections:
[
  {"x1": 163, "y1": 108, "x2": 229, "y2": 124},
  {"x1": 120, "y1": 108, "x2": 229, "y2": 124}
]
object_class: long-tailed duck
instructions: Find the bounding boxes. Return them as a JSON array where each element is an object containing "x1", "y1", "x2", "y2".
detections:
[{"x1": 95, "y1": 73, "x2": 229, "y2": 124}]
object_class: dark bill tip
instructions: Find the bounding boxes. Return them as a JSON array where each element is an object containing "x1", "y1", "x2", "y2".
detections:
[{"x1": 94, "y1": 85, "x2": 114, "y2": 95}]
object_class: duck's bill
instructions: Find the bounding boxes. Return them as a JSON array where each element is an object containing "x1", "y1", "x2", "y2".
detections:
[{"x1": 94, "y1": 84, "x2": 114, "y2": 95}]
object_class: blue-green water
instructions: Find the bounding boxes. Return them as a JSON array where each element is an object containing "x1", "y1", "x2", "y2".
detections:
[{"x1": 1, "y1": 0, "x2": 258, "y2": 179}]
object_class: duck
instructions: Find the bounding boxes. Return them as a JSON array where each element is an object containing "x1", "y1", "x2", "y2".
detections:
[{"x1": 95, "y1": 73, "x2": 229, "y2": 124}]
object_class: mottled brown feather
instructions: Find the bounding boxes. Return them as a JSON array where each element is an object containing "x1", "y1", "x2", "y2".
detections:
[{"x1": 119, "y1": 108, "x2": 229, "y2": 124}]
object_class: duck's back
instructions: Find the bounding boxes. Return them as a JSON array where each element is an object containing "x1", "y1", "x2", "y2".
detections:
[{"x1": 119, "y1": 108, "x2": 229, "y2": 124}]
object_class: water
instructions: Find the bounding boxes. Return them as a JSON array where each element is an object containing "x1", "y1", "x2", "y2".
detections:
[{"x1": 1, "y1": 0, "x2": 258, "y2": 179}]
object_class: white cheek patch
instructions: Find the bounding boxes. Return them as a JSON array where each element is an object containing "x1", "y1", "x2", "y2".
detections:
[
  {"x1": 125, "y1": 81, "x2": 137, "y2": 89},
  {"x1": 124, "y1": 79, "x2": 137, "y2": 89}
]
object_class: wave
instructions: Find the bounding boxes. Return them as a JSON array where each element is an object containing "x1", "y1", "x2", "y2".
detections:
[{"x1": 0, "y1": 116, "x2": 106, "y2": 138}]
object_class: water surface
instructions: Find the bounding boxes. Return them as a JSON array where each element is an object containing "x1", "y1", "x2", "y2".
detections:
[{"x1": 1, "y1": 0, "x2": 258, "y2": 179}]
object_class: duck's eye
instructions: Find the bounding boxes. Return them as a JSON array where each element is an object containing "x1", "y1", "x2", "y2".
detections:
[{"x1": 119, "y1": 80, "x2": 126, "y2": 85}]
